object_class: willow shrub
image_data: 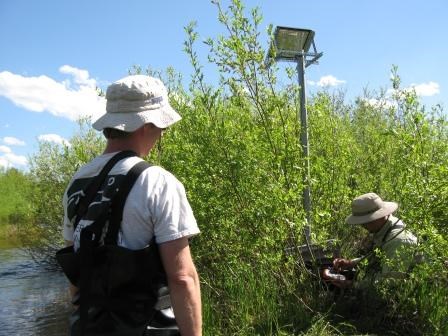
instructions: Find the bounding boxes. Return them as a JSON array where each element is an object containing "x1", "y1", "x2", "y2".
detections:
[
  {"x1": 164, "y1": 1, "x2": 447, "y2": 334},
  {"x1": 26, "y1": 0, "x2": 447, "y2": 334},
  {"x1": 22, "y1": 119, "x2": 104, "y2": 264},
  {"x1": 0, "y1": 168, "x2": 33, "y2": 226}
]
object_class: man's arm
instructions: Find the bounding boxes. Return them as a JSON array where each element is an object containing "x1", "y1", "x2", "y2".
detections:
[
  {"x1": 159, "y1": 237, "x2": 202, "y2": 336},
  {"x1": 328, "y1": 257, "x2": 364, "y2": 288},
  {"x1": 333, "y1": 257, "x2": 357, "y2": 272}
]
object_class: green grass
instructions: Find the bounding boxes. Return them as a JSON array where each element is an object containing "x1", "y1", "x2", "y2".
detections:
[
  {"x1": 0, "y1": 223, "x2": 21, "y2": 248},
  {"x1": 199, "y1": 259, "x2": 448, "y2": 335}
]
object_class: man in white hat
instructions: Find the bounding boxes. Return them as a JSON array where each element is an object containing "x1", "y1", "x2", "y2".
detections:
[
  {"x1": 326, "y1": 192, "x2": 417, "y2": 289},
  {"x1": 62, "y1": 75, "x2": 202, "y2": 335}
]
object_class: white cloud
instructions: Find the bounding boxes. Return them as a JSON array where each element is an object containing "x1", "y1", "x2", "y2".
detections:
[
  {"x1": 3, "y1": 136, "x2": 26, "y2": 146},
  {"x1": 0, "y1": 139, "x2": 27, "y2": 169},
  {"x1": 0, "y1": 145, "x2": 12, "y2": 153},
  {"x1": 361, "y1": 98, "x2": 395, "y2": 109},
  {"x1": 309, "y1": 75, "x2": 346, "y2": 87},
  {"x1": 38, "y1": 133, "x2": 71, "y2": 147},
  {"x1": 0, "y1": 66, "x2": 106, "y2": 122},
  {"x1": 409, "y1": 82, "x2": 440, "y2": 97},
  {"x1": 0, "y1": 157, "x2": 8, "y2": 169},
  {"x1": 59, "y1": 65, "x2": 96, "y2": 88},
  {"x1": 387, "y1": 81, "x2": 440, "y2": 98},
  {"x1": 0, "y1": 153, "x2": 27, "y2": 168}
]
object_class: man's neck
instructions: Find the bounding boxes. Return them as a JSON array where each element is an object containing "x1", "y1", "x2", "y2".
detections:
[
  {"x1": 372, "y1": 216, "x2": 399, "y2": 244},
  {"x1": 103, "y1": 139, "x2": 142, "y2": 157}
]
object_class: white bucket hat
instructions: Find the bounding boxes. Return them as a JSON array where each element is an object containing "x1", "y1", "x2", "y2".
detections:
[
  {"x1": 92, "y1": 75, "x2": 181, "y2": 132},
  {"x1": 346, "y1": 192, "x2": 398, "y2": 225}
]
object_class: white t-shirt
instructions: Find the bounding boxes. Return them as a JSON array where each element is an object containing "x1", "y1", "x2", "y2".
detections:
[{"x1": 63, "y1": 152, "x2": 199, "y2": 250}]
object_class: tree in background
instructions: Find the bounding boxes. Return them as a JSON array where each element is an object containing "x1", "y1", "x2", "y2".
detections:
[
  {"x1": 0, "y1": 167, "x2": 33, "y2": 226},
  {"x1": 20, "y1": 119, "x2": 104, "y2": 263}
]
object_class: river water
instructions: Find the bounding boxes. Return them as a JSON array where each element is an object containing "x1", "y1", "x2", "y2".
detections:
[{"x1": 0, "y1": 248, "x2": 72, "y2": 336}]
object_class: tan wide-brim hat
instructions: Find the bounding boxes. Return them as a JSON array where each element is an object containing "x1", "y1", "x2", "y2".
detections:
[
  {"x1": 92, "y1": 75, "x2": 181, "y2": 132},
  {"x1": 345, "y1": 192, "x2": 398, "y2": 225}
]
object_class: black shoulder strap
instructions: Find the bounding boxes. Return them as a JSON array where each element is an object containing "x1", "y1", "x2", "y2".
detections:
[
  {"x1": 381, "y1": 218, "x2": 405, "y2": 246},
  {"x1": 105, "y1": 160, "x2": 152, "y2": 245},
  {"x1": 75, "y1": 150, "x2": 137, "y2": 228}
]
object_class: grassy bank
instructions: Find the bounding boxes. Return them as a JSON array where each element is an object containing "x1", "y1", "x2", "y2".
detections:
[{"x1": 0, "y1": 224, "x2": 21, "y2": 249}]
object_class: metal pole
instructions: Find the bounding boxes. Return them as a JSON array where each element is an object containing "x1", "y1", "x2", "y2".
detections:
[{"x1": 297, "y1": 54, "x2": 312, "y2": 243}]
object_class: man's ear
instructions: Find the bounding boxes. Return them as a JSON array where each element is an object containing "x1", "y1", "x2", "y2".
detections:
[{"x1": 144, "y1": 123, "x2": 156, "y2": 130}]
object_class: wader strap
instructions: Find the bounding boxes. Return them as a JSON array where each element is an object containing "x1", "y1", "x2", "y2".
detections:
[
  {"x1": 79, "y1": 228, "x2": 95, "y2": 335},
  {"x1": 75, "y1": 150, "x2": 137, "y2": 229},
  {"x1": 381, "y1": 219, "x2": 405, "y2": 246},
  {"x1": 105, "y1": 160, "x2": 152, "y2": 245}
]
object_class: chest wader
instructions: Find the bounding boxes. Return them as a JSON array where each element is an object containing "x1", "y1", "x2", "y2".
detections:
[{"x1": 56, "y1": 151, "x2": 179, "y2": 336}]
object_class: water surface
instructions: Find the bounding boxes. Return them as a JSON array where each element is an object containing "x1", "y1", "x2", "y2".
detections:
[{"x1": 0, "y1": 248, "x2": 72, "y2": 335}]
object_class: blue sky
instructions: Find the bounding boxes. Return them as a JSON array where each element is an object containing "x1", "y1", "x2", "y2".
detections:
[{"x1": 1, "y1": 0, "x2": 446, "y2": 170}]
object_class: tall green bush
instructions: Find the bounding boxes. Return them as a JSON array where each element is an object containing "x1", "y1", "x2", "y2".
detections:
[
  {"x1": 0, "y1": 167, "x2": 33, "y2": 226},
  {"x1": 170, "y1": 1, "x2": 447, "y2": 334}
]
